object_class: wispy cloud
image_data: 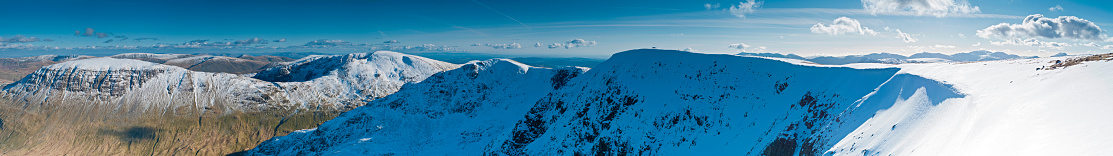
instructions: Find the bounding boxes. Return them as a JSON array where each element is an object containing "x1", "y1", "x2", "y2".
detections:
[
  {"x1": 481, "y1": 43, "x2": 523, "y2": 49},
  {"x1": 704, "y1": 3, "x2": 721, "y2": 10},
  {"x1": 861, "y1": 0, "x2": 980, "y2": 17},
  {"x1": 547, "y1": 39, "x2": 597, "y2": 49},
  {"x1": 470, "y1": 0, "x2": 531, "y2": 29},
  {"x1": 990, "y1": 38, "x2": 1071, "y2": 49},
  {"x1": 1049, "y1": 5, "x2": 1064, "y2": 11}
]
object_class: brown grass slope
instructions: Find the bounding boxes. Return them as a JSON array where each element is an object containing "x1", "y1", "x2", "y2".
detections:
[{"x1": 0, "y1": 95, "x2": 341, "y2": 156}]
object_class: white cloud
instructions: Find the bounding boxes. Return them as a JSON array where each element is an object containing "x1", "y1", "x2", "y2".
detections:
[
  {"x1": 683, "y1": 47, "x2": 696, "y2": 52},
  {"x1": 728, "y1": 43, "x2": 776, "y2": 53},
  {"x1": 811, "y1": 17, "x2": 879, "y2": 36},
  {"x1": 933, "y1": 44, "x2": 955, "y2": 48},
  {"x1": 273, "y1": 38, "x2": 287, "y2": 42},
  {"x1": 1103, "y1": 45, "x2": 1113, "y2": 50},
  {"x1": 861, "y1": 0, "x2": 980, "y2": 17},
  {"x1": 895, "y1": 29, "x2": 917, "y2": 43},
  {"x1": 977, "y1": 14, "x2": 1107, "y2": 41},
  {"x1": 972, "y1": 42, "x2": 981, "y2": 46},
  {"x1": 957, "y1": 33, "x2": 966, "y2": 38},
  {"x1": 1049, "y1": 5, "x2": 1064, "y2": 11},
  {"x1": 303, "y1": 39, "x2": 353, "y2": 47},
  {"x1": 383, "y1": 40, "x2": 400, "y2": 43},
  {"x1": 704, "y1": 3, "x2": 721, "y2": 10},
  {"x1": 547, "y1": 39, "x2": 597, "y2": 49},
  {"x1": 728, "y1": 43, "x2": 751, "y2": 49},
  {"x1": 1077, "y1": 42, "x2": 1100, "y2": 47},
  {"x1": 232, "y1": 38, "x2": 268, "y2": 46},
  {"x1": 485, "y1": 43, "x2": 523, "y2": 49},
  {"x1": 533, "y1": 42, "x2": 543, "y2": 47},
  {"x1": 728, "y1": 0, "x2": 763, "y2": 18},
  {"x1": 990, "y1": 38, "x2": 1071, "y2": 49}
]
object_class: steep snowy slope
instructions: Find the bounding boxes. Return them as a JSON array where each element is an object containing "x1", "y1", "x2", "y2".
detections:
[
  {"x1": 827, "y1": 54, "x2": 1113, "y2": 155},
  {"x1": 249, "y1": 59, "x2": 587, "y2": 155},
  {"x1": 0, "y1": 51, "x2": 459, "y2": 155},
  {"x1": 247, "y1": 49, "x2": 969, "y2": 155}
]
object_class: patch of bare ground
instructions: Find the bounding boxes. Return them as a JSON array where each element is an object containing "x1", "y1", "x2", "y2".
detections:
[{"x1": 1041, "y1": 53, "x2": 1113, "y2": 70}]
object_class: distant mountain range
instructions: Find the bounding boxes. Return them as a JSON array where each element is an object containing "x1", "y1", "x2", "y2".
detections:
[{"x1": 737, "y1": 50, "x2": 1041, "y2": 65}]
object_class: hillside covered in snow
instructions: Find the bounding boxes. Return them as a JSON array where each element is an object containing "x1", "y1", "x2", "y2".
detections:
[{"x1": 248, "y1": 49, "x2": 1113, "y2": 155}]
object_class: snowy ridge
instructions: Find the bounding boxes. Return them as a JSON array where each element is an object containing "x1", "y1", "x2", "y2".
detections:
[
  {"x1": 248, "y1": 49, "x2": 969, "y2": 155},
  {"x1": 249, "y1": 59, "x2": 587, "y2": 155}
]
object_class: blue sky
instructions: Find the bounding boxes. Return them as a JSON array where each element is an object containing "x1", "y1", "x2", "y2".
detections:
[{"x1": 1, "y1": 0, "x2": 1112, "y2": 58}]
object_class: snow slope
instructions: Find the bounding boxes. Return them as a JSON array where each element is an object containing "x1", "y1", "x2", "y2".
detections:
[
  {"x1": 249, "y1": 59, "x2": 587, "y2": 155},
  {"x1": 248, "y1": 49, "x2": 970, "y2": 155},
  {"x1": 827, "y1": 55, "x2": 1113, "y2": 155}
]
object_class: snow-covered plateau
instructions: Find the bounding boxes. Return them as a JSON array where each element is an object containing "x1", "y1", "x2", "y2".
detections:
[{"x1": 247, "y1": 49, "x2": 1113, "y2": 155}]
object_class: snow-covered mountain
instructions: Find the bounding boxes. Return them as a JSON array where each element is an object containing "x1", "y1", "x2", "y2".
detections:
[
  {"x1": 247, "y1": 49, "x2": 1113, "y2": 155},
  {"x1": 250, "y1": 59, "x2": 588, "y2": 155},
  {"x1": 0, "y1": 51, "x2": 460, "y2": 155},
  {"x1": 252, "y1": 51, "x2": 460, "y2": 108},
  {"x1": 3, "y1": 51, "x2": 457, "y2": 112}
]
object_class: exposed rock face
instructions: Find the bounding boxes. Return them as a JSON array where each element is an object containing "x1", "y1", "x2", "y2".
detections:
[{"x1": 0, "y1": 51, "x2": 459, "y2": 155}]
